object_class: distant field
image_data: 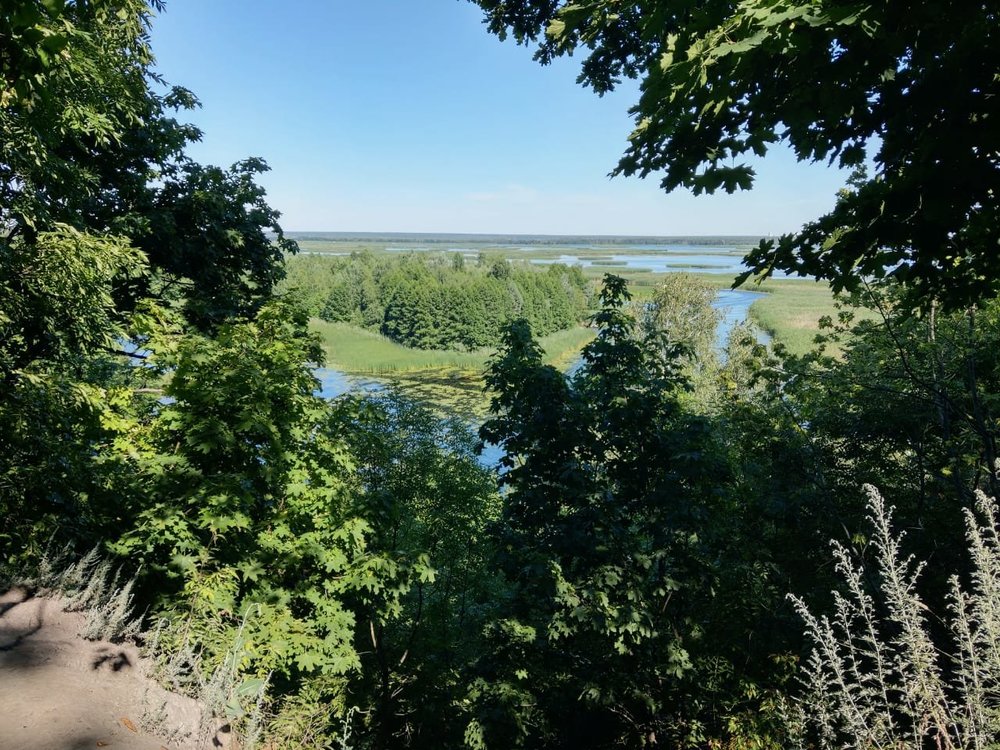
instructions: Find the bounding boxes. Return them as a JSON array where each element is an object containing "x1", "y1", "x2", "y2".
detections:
[
  {"x1": 312, "y1": 320, "x2": 595, "y2": 375},
  {"x1": 288, "y1": 231, "x2": 763, "y2": 248},
  {"x1": 614, "y1": 270, "x2": 735, "y2": 298},
  {"x1": 745, "y1": 279, "x2": 877, "y2": 355},
  {"x1": 290, "y1": 235, "x2": 757, "y2": 262},
  {"x1": 582, "y1": 265, "x2": 654, "y2": 274}
]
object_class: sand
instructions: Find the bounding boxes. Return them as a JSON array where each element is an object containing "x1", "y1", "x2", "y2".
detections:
[{"x1": 0, "y1": 587, "x2": 228, "y2": 750}]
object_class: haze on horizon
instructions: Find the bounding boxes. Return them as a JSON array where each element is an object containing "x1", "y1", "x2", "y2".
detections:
[{"x1": 149, "y1": 1, "x2": 854, "y2": 237}]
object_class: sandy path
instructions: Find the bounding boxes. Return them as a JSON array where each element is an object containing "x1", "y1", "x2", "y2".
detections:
[{"x1": 0, "y1": 588, "x2": 218, "y2": 750}]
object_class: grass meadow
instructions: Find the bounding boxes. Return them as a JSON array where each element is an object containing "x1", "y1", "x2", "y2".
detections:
[
  {"x1": 311, "y1": 321, "x2": 596, "y2": 419},
  {"x1": 745, "y1": 278, "x2": 876, "y2": 355},
  {"x1": 312, "y1": 320, "x2": 595, "y2": 375}
]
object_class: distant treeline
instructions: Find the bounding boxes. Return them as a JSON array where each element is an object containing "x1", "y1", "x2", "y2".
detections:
[
  {"x1": 283, "y1": 251, "x2": 592, "y2": 350},
  {"x1": 285, "y1": 231, "x2": 767, "y2": 247}
]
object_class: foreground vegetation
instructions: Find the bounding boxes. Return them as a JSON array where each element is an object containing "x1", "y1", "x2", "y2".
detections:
[{"x1": 2, "y1": 2, "x2": 998, "y2": 750}]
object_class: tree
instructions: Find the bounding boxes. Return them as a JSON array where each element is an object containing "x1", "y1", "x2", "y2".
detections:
[
  {"x1": 305, "y1": 252, "x2": 587, "y2": 351},
  {"x1": 467, "y1": 276, "x2": 728, "y2": 748},
  {"x1": 339, "y1": 393, "x2": 501, "y2": 747},
  {"x1": 0, "y1": 0, "x2": 298, "y2": 562},
  {"x1": 473, "y1": 1, "x2": 999, "y2": 309},
  {"x1": 0, "y1": 226, "x2": 151, "y2": 553},
  {"x1": 1, "y1": 0, "x2": 159, "y2": 235},
  {"x1": 755, "y1": 283, "x2": 1000, "y2": 597},
  {"x1": 639, "y1": 272, "x2": 721, "y2": 375},
  {"x1": 2, "y1": 1, "x2": 296, "y2": 329},
  {"x1": 0, "y1": 1, "x2": 161, "y2": 556},
  {"x1": 105, "y1": 302, "x2": 365, "y2": 678}
]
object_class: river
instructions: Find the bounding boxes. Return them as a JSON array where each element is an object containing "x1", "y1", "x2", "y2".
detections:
[
  {"x1": 314, "y1": 288, "x2": 765, "y2": 469},
  {"x1": 314, "y1": 288, "x2": 766, "y2": 400},
  {"x1": 528, "y1": 250, "x2": 789, "y2": 277}
]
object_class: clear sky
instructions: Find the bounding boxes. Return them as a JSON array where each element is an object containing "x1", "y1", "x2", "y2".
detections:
[{"x1": 148, "y1": 0, "x2": 851, "y2": 236}]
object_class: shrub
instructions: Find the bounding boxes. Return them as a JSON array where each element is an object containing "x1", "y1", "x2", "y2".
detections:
[{"x1": 789, "y1": 485, "x2": 1000, "y2": 749}]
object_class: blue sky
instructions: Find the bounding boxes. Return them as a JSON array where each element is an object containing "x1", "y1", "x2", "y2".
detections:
[{"x1": 149, "y1": 0, "x2": 851, "y2": 236}]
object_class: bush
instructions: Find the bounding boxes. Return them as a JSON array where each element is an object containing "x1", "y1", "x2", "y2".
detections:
[{"x1": 789, "y1": 485, "x2": 1000, "y2": 749}]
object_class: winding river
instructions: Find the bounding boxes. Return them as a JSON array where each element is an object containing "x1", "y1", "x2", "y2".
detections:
[
  {"x1": 314, "y1": 288, "x2": 766, "y2": 400},
  {"x1": 313, "y1": 288, "x2": 766, "y2": 468}
]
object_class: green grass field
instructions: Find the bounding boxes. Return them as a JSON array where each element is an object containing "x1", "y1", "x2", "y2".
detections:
[
  {"x1": 311, "y1": 321, "x2": 596, "y2": 419},
  {"x1": 744, "y1": 279, "x2": 839, "y2": 355},
  {"x1": 312, "y1": 320, "x2": 595, "y2": 375},
  {"x1": 744, "y1": 278, "x2": 877, "y2": 355}
]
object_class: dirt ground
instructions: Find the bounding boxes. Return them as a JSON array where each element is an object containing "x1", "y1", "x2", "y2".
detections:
[{"x1": 0, "y1": 587, "x2": 227, "y2": 750}]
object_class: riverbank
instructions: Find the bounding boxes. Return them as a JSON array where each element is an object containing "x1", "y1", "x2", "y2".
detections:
[
  {"x1": 745, "y1": 277, "x2": 877, "y2": 354},
  {"x1": 311, "y1": 320, "x2": 594, "y2": 375},
  {"x1": 311, "y1": 285, "x2": 769, "y2": 417},
  {"x1": 289, "y1": 235, "x2": 849, "y2": 359}
]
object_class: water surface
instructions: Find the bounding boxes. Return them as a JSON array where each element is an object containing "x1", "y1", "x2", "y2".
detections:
[{"x1": 531, "y1": 252, "x2": 786, "y2": 276}]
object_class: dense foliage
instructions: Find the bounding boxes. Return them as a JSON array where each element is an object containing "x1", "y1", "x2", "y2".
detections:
[
  {"x1": 283, "y1": 251, "x2": 592, "y2": 350},
  {"x1": 3, "y1": 2, "x2": 999, "y2": 749},
  {"x1": 0, "y1": 0, "x2": 292, "y2": 554},
  {"x1": 468, "y1": 277, "x2": 725, "y2": 747},
  {"x1": 637, "y1": 272, "x2": 721, "y2": 377}
]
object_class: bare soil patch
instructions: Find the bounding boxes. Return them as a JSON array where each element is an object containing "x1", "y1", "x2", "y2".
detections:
[{"x1": 0, "y1": 587, "x2": 225, "y2": 750}]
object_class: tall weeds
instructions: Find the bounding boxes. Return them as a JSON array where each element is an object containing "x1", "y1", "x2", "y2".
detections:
[{"x1": 789, "y1": 486, "x2": 1000, "y2": 749}]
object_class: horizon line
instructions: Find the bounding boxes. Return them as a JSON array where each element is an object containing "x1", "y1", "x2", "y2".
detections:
[{"x1": 283, "y1": 230, "x2": 775, "y2": 241}]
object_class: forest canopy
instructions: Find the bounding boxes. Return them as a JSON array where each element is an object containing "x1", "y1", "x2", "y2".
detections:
[{"x1": 284, "y1": 252, "x2": 592, "y2": 350}]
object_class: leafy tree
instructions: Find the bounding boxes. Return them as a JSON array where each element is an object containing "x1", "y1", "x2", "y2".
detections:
[
  {"x1": 1, "y1": 0, "x2": 159, "y2": 234},
  {"x1": 133, "y1": 156, "x2": 294, "y2": 326},
  {"x1": 282, "y1": 255, "x2": 340, "y2": 317},
  {"x1": 639, "y1": 272, "x2": 721, "y2": 375},
  {"x1": 383, "y1": 278, "x2": 438, "y2": 348},
  {"x1": 755, "y1": 283, "x2": 1000, "y2": 598},
  {"x1": 357, "y1": 266, "x2": 384, "y2": 328},
  {"x1": 0, "y1": 0, "x2": 297, "y2": 563},
  {"x1": 323, "y1": 277, "x2": 361, "y2": 323},
  {"x1": 92, "y1": 304, "x2": 505, "y2": 747},
  {"x1": 0, "y1": 227, "x2": 146, "y2": 378},
  {"x1": 101, "y1": 302, "x2": 371, "y2": 683},
  {"x1": 0, "y1": 225, "x2": 153, "y2": 555},
  {"x1": 3, "y1": 1, "x2": 295, "y2": 329},
  {"x1": 480, "y1": 253, "x2": 512, "y2": 281},
  {"x1": 0, "y1": 0, "x2": 159, "y2": 557},
  {"x1": 473, "y1": 0, "x2": 999, "y2": 308},
  {"x1": 301, "y1": 252, "x2": 588, "y2": 351},
  {"x1": 467, "y1": 276, "x2": 727, "y2": 748},
  {"x1": 338, "y1": 393, "x2": 501, "y2": 748}
]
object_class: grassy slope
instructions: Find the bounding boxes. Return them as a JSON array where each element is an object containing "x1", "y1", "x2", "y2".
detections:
[{"x1": 311, "y1": 321, "x2": 596, "y2": 419}]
